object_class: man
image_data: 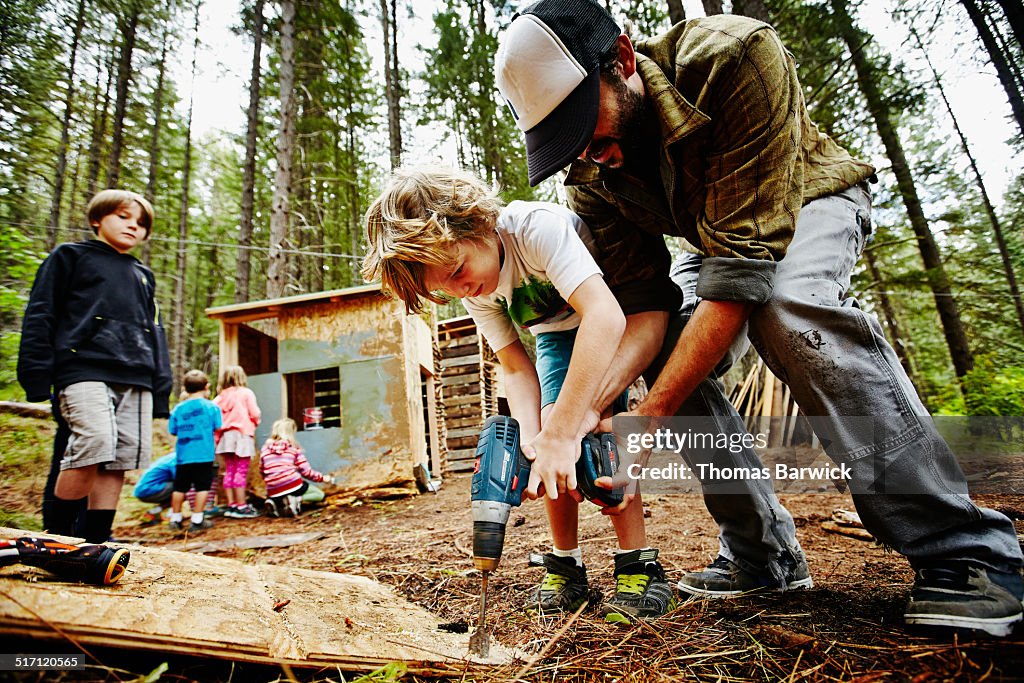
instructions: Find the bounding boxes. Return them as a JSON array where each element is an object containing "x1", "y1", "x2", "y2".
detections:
[{"x1": 494, "y1": 0, "x2": 1023, "y2": 636}]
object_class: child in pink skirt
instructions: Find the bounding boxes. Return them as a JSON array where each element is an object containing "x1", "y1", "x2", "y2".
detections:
[{"x1": 213, "y1": 365, "x2": 261, "y2": 518}]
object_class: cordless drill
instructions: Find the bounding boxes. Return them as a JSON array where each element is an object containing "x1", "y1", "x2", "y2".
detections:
[
  {"x1": 0, "y1": 537, "x2": 130, "y2": 585},
  {"x1": 468, "y1": 415, "x2": 624, "y2": 655},
  {"x1": 470, "y1": 416, "x2": 624, "y2": 570}
]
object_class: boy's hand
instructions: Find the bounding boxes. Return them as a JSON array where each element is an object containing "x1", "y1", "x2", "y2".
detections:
[
  {"x1": 524, "y1": 431, "x2": 583, "y2": 502},
  {"x1": 578, "y1": 407, "x2": 601, "y2": 441}
]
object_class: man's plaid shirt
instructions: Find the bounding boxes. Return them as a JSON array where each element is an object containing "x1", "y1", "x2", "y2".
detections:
[{"x1": 564, "y1": 15, "x2": 875, "y2": 312}]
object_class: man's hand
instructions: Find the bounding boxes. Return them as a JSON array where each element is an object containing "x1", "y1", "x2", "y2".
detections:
[
  {"x1": 593, "y1": 475, "x2": 637, "y2": 516},
  {"x1": 524, "y1": 431, "x2": 583, "y2": 502}
]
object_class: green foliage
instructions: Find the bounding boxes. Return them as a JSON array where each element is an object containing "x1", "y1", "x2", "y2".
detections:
[
  {"x1": 419, "y1": 1, "x2": 535, "y2": 199},
  {"x1": 960, "y1": 357, "x2": 1024, "y2": 417},
  {"x1": 0, "y1": 413, "x2": 52, "y2": 530},
  {"x1": 606, "y1": 0, "x2": 670, "y2": 39},
  {"x1": 0, "y1": 0, "x2": 1020, "y2": 419},
  {"x1": 351, "y1": 662, "x2": 407, "y2": 683},
  {"x1": 0, "y1": 414, "x2": 54, "y2": 467},
  {"x1": 0, "y1": 225, "x2": 43, "y2": 392}
]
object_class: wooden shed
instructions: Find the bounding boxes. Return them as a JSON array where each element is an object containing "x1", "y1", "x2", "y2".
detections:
[
  {"x1": 437, "y1": 316, "x2": 506, "y2": 472},
  {"x1": 206, "y1": 285, "x2": 445, "y2": 494}
]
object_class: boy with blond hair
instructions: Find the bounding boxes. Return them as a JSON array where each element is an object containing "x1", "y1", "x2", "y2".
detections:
[
  {"x1": 19, "y1": 189, "x2": 172, "y2": 544},
  {"x1": 363, "y1": 164, "x2": 675, "y2": 622}
]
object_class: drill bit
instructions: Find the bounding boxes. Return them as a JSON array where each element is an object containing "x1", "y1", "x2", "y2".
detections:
[{"x1": 468, "y1": 569, "x2": 490, "y2": 657}]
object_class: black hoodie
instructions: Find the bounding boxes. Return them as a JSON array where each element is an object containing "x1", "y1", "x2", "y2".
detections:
[{"x1": 17, "y1": 240, "x2": 173, "y2": 417}]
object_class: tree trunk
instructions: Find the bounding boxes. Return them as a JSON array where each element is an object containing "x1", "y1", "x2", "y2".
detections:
[
  {"x1": 832, "y1": 0, "x2": 974, "y2": 378},
  {"x1": 864, "y1": 247, "x2": 920, "y2": 397},
  {"x1": 173, "y1": 4, "x2": 201, "y2": 395},
  {"x1": 347, "y1": 119, "x2": 359, "y2": 285},
  {"x1": 267, "y1": 0, "x2": 296, "y2": 300},
  {"x1": 380, "y1": 0, "x2": 402, "y2": 169},
  {"x1": 85, "y1": 45, "x2": 115, "y2": 201},
  {"x1": 47, "y1": 0, "x2": 87, "y2": 251},
  {"x1": 666, "y1": 0, "x2": 685, "y2": 24},
  {"x1": 961, "y1": 0, "x2": 1024, "y2": 138},
  {"x1": 141, "y1": 26, "x2": 170, "y2": 267},
  {"x1": 106, "y1": 4, "x2": 141, "y2": 189},
  {"x1": 238, "y1": 0, "x2": 265, "y2": 303},
  {"x1": 702, "y1": 0, "x2": 724, "y2": 15},
  {"x1": 996, "y1": 0, "x2": 1024, "y2": 49},
  {"x1": 911, "y1": 26, "x2": 1024, "y2": 337},
  {"x1": 732, "y1": 0, "x2": 771, "y2": 23}
]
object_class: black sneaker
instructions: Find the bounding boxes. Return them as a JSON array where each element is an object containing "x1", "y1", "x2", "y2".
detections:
[
  {"x1": 602, "y1": 548, "x2": 677, "y2": 624},
  {"x1": 188, "y1": 518, "x2": 213, "y2": 534},
  {"x1": 167, "y1": 519, "x2": 183, "y2": 532},
  {"x1": 678, "y1": 552, "x2": 813, "y2": 597},
  {"x1": 527, "y1": 553, "x2": 590, "y2": 615},
  {"x1": 904, "y1": 562, "x2": 1023, "y2": 637}
]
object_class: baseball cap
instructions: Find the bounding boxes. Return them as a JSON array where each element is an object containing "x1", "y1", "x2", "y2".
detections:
[{"x1": 495, "y1": 0, "x2": 621, "y2": 186}]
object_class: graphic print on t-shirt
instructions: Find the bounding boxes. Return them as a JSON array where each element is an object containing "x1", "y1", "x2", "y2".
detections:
[{"x1": 500, "y1": 274, "x2": 574, "y2": 329}]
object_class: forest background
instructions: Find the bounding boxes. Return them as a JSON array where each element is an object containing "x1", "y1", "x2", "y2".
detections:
[{"x1": 0, "y1": 0, "x2": 1022, "y2": 416}]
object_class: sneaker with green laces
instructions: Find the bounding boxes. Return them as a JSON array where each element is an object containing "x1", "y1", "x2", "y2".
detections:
[
  {"x1": 602, "y1": 548, "x2": 677, "y2": 624},
  {"x1": 527, "y1": 553, "x2": 590, "y2": 615}
]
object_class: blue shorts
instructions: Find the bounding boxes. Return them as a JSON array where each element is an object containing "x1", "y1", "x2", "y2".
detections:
[{"x1": 535, "y1": 329, "x2": 628, "y2": 412}]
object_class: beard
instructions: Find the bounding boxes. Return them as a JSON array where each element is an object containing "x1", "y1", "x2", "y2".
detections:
[
  {"x1": 615, "y1": 84, "x2": 657, "y2": 170},
  {"x1": 589, "y1": 76, "x2": 656, "y2": 171}
]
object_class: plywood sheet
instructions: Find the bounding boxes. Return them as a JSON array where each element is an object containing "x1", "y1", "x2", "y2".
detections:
[{"x1": 0, "y1": 529, "x2": 511, "y2": 674}]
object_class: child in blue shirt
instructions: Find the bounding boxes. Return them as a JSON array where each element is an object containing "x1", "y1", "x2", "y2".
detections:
[
  {"x1": 167, "y1": 370, "x2": 222, "y2": 533},
  {"x1": 133, "y1": 452, "x2": 220, "y2": 525}
]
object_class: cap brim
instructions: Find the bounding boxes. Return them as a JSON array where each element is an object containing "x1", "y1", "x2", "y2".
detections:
[{"x1": 524, "y1": 68, "x2": 600, "y2": 187}]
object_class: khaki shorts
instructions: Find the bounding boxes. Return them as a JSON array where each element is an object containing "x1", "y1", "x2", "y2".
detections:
[{"x1": 58, "y1": 381, "x2": 153, "y2": 471}]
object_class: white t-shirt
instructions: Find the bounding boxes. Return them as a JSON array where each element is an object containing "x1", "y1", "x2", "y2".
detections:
[{"x1": 462, "y1": 200, "x2": 601, "y2": 352}]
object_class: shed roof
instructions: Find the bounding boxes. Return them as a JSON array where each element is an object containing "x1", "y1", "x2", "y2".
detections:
[{"x1": 205, "y1": 283, "x2": 385, "y2": 323}]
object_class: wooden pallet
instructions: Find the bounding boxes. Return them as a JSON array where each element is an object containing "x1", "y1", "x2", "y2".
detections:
[{"x1": 437, "y1": 317, "x2": 502, "y2": 471}]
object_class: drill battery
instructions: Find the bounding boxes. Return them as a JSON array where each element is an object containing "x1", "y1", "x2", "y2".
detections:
[{"x1": 577, "y1": 432, "x2": 625, "y2": 507}]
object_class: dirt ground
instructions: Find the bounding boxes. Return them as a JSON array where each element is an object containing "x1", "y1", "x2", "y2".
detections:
[
  {"x1": 54, "y1": 472, "x2": 1019, "y2": 682},
  {"x1": 1, "y1": 410, "x2": 1022, "y2": 681}
]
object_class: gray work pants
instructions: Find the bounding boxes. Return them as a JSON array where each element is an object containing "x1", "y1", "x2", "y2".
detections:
[{"x1": 656, "y1": 183, "x2": 1022, "y2": 583}]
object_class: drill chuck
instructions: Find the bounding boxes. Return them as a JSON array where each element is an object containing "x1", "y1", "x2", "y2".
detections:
[
  {"x1": 472, "y1": 521, "x2": 505, "y2": 572},
  {"x1": 471, "y1": 499, "x2": 512, "y2": 570}
]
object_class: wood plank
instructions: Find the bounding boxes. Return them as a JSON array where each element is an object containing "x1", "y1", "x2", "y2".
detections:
[
  {"x1": 440, "y1": 344, "x2": 480, "y2": 359},
  {"x1": 442, "y1": 393, "x2": 483, "y2": 408},
  {"x1": 441, "y1": 374, "x2": 481, "y2": 388},
  {"x1": 446, "y1": 448, "x2": 478, "y2": 461},
  {"x1": 447, "y1": 426, "x2": 485, "y2": 439},
  {"x1": 446, "y1": 416, "x2": 484, "y2": 430},
  {"x1": 0, "y1": 528, "x2": 510, "y2": 672},
  {"x1": 443, "y1": 384, "x2": 483, "y2": 398},
  {"x1": 441, "y1": 355, "x2": 484, "y2": 369},
  {"x1": 438, "y1": 338, "x2": 478, "y2": 351},
  {"x1": 441, "y1": 364, "x2": 480, "y2": 378},
  {"x1": 443, "y1": 407, "x2": 482, "y2": 421}
]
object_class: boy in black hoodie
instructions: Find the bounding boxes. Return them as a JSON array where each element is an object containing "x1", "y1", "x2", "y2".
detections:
[{"x1": 18, "y1": 189, "x2": 173, "y2": 543}]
